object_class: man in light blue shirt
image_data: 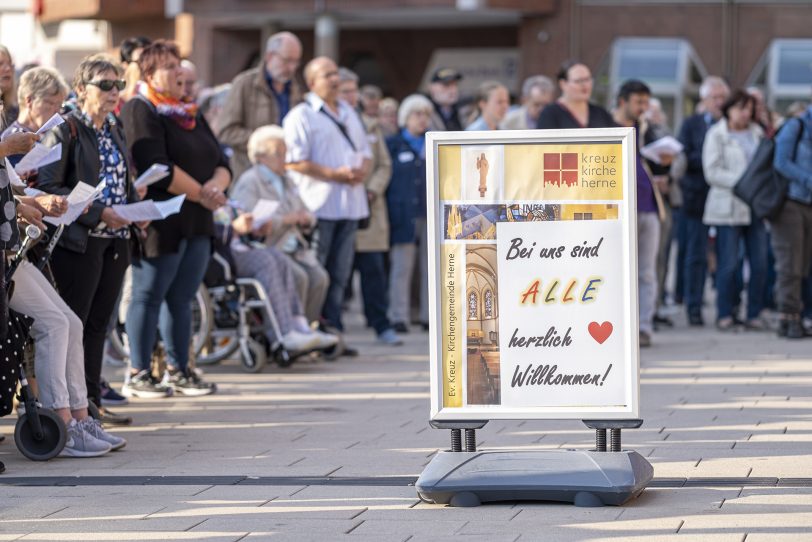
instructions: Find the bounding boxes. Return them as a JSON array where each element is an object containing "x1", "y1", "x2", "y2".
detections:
[{"x1": 284, "y1": 57, "x2": 372, "y2": 343}]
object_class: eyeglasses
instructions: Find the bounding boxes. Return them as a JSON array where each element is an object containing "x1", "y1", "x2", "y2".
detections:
[
  {"x1": 87, "y1": 79, "x2": 126, "y2": 92},
  {"x1": 568, "y1": 76, "x2": 593, "y2": 85}
]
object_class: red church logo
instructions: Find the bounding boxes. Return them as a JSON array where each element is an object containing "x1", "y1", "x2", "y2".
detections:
[{"x1": 543, "y1": 153, "x2": 579, "y2": 187}]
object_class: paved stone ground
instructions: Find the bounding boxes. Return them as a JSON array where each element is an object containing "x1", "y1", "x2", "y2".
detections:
[{"x1": 0, "y1": 303, "x2": 811, "y2": 541}]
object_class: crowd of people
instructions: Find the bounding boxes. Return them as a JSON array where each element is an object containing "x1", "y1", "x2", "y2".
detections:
[{"x1": 0, "y1": 30, "x2": 810, "y2": 463}]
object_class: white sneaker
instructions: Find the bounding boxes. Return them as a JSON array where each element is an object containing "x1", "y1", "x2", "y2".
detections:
[
  {"x1": 311, "y1": 330, "x2": 339, "y2": 349},
  {"x1": 59, "y1": 419, "x2": 112, "y2": 458},
  {"x1": 80, "y1": 418, "x2": 127, "y2": 451},
  {"x1": 281, "y1": 330, "x2": 319, "y2": 352}
]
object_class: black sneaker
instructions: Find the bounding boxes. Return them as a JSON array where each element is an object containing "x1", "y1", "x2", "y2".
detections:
[
  {"x1": 122, "y1": 370, "x2": 173, "y2": 399},
  {"x1": 98, "y1": 407, "x2": 133, "y2": 426},
  {"x1": 165, "y1": 368, "x2": 217, "y2": 396}
]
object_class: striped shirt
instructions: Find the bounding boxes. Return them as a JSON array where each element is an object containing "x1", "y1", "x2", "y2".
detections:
[{"x1": 283, "y1": 93, "x2": 371, "y2": 220}]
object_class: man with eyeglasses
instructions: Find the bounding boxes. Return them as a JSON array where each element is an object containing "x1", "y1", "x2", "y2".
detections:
[{"x1": 219, "y1": 31, "x2": 303, "y2": 181}]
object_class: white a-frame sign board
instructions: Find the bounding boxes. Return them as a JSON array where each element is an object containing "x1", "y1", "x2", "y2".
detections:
[{"x1": 426, "y1": 127, "x2": 640, "y2": 422}]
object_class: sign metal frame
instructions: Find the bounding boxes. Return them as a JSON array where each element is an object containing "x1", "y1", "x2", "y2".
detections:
[{"x1": 427, "y1": 127, "x2": 640, "y2": 421}]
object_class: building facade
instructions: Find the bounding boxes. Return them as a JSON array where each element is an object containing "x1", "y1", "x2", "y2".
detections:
[{"x1": 34, "y1": 0, "x2": 812, "y2": 125}]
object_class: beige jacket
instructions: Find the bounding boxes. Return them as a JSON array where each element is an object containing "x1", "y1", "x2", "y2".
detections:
[
  {"x1": 230, "y1": 164, "x2": 315, "y2": 253},
  {"x1": 702, "y1": 120, "x2": 764, "y2": 226},
  {"x1": 355, "y1": 114, "x2": 393, "y2": 252},
  {"x1": 217, "y1": 66, "x2": 303, "y2": 181}
]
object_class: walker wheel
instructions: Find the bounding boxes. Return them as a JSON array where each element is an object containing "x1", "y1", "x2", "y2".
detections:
[{"x1": 14, "y1": 409, "x2": 67, "y2": 461}]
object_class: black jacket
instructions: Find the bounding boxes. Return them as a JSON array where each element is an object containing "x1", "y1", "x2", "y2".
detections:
[
  {"x1": 120, "y1": 96, "x2": 229, "y2": 258},
  {"x1": 677, "y1": 113, "x2": 716, "y2": 218},
  {"x1": 38, "y1": 110, "x2": 137, "y2": 253},
  {"x1": 536, "y1": 102, "x2": 616, "y2": 129}
]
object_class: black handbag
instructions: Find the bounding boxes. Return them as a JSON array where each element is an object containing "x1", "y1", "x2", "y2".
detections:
[{"x1": 734, "y1": 119, "x2": 803, "y2": 220}]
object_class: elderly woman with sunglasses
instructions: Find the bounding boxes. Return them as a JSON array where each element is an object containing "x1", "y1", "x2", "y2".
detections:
[
  {"x1": 120, "y1": 40, "x2": 230, "y2": 398},
  {"x1": 38, "y1": 55, "x2": 146, "y2": 416}
]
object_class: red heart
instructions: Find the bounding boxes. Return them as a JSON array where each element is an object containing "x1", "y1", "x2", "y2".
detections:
[{"x1": 588, "y1": 321, "x2": 613, "y2": 344}]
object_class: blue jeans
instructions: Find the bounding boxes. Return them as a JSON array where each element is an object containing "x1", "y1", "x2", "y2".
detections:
[
  {"x1": 683, "y1": 215, "x2": 708, "y2": 316},
  {"x1": 314, "y1": 219, "x2": 358, "y2": 331},
  {"x1": 673, "y1": 207, "x2": 686, "y2": 304},
  {"x1": 126, "y1": 236, "x2": 211, "y2": 372},
  {"x1": 714, "y1": 221, "x2": 768, "y2": 320},
  {"x1": 355, "y1": 251, "x2": 391, "y2": 334}
]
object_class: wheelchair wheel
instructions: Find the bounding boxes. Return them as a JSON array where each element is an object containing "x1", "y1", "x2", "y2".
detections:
[
  {"x1": 240, "y1": 338, "x2": 267, "y2": 373},
  {"x1": 197, "y1": 330, "x2": 239, "y2": 366},
  {"x1": 108, "y1": 283, "x2": 212, "y2": 361},
  {"x1": 14, "y1": 409, "x2": 67, "y2": 461}
]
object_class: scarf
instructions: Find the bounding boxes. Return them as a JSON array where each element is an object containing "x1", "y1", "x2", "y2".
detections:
[{"x1": 138, "y1": 82, "x2": 198, "y2": 130}]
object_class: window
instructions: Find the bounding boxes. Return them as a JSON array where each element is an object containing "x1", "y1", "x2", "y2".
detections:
[
  {"x1": 468, "y1": 290, "x2": 479, "y2": 320},
  {"x1": 484, "y1": 289, "x2": 495, "y2": 319},
  {"x1": 601, "y1": 38, "x2": 707, "y2": 131},
  {"x1": 747, "y1": 39, "x2": 812, "y2": 112}
]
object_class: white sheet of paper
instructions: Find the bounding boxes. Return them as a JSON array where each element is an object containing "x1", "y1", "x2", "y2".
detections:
[
  {"x1": 44, "y1": 181, "x2": 104, "y2": 226},
  {"x1": 35, "y1": 113, "x2": 65, "y2": 135},
  {"x1": 641, "y1": 136, "x2": 684, "y2": 165},
  {"x1": 133, "y1": 163, "x2": 170, "y2": 189},
  {"x1": 4, "y1": 158, "x2": 25, "y2": 187},
  {"x1": 251, "y1": 199, "x2": 280, "y2": 229},
  {"x1": 15, "y1": 143, "x2": 62, "y2": 173},
  {"x1": 112, "y1": 194, "x2": 186, "y2": 221}
]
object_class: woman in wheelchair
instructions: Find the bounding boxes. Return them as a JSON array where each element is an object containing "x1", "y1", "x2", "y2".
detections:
[
  {"x1": 213, "y1": 207, "x2": 338, "y2": 353},
  {"x1": 229, "y1": 125, "x2": 329, "y2": 326}
]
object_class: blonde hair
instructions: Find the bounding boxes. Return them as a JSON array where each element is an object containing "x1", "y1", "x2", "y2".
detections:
[
  {"x1": 468, "y1": 80, "x2": 507, "y2": 125},
  {"x1": 17, "y1": 67, "x2": 69, "y2": 106},
  {"x1": 247, "y1": 124, "x2": 286, "y2": 164},
  {"x1": 0, "y1": 46, "x2": 17, "y2": 108}
]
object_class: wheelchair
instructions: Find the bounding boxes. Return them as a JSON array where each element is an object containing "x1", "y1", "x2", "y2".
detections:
[{"x1": 199, "y1": 251, "x2": 293, "y2": 372}]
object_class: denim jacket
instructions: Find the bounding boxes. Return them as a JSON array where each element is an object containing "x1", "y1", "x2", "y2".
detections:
[{"x1": 774, "y1": 108, "x2": 812, "y2": 205}]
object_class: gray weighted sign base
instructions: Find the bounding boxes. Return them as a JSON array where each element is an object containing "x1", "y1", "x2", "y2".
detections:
[{"x1": 416, "y1": 449, "x2": 653, "y2": 507}]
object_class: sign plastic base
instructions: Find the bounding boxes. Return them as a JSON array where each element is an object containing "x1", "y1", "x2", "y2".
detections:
[{"x1": 416, "y1": 449, "x2": 653, "y2": 507}]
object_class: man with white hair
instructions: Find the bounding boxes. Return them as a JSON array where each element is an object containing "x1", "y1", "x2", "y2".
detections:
[
  {"x1": 219, "y1": 31, "x2": 303, "y2": 180},
  {"x1": 677, "y1": 75, "x2": 730, "y2": 327},
  {"x1": 501, "y1": 75, "x2": 555, "y2": 130}
]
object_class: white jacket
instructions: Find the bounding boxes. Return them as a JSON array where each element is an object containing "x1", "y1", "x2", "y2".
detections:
[{"x1": 702, "y1": 120, "x2": 764, "y2": 225}]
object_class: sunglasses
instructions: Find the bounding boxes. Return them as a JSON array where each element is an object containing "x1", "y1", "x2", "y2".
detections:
[{"x1": 87, "y1": 79, "x2": 126, "y2": 92}]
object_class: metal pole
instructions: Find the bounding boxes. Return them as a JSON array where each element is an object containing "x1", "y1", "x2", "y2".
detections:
[
  {"x1": 595, "y1": 428, "x2": 607, "y2": 452},
  {"x1": 610, "y1": 428, "x2": 622, "y2": 452},
  {"x1": 450, "y1": 429, "x2": 462, "y2": 452},
  {"x1": 465, "y1": 429, "x2": 476, "y2": 452}
]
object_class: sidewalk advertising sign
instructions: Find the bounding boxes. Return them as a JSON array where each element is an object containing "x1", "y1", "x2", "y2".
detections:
[{"x1": 427, "y1": 128, "x2": 640, "y2": 421}]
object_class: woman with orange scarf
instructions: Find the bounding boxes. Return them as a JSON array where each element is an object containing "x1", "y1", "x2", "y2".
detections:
[{"x1": 119, "y1": 40, "x2": 230, "y2": 398}]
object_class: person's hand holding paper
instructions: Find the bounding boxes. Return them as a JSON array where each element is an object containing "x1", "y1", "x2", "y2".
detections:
[{"x1": 641, "y1": 136, "x2": 684, "y2": 166}]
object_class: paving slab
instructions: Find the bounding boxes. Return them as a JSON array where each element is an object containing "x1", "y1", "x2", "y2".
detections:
[{"x1": 0, "y1": 303, "x2": 807, "y2": 539}]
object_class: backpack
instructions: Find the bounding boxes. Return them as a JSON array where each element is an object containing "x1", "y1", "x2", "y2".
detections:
[{"x1": 733, "y1": 118, "x2": 803, "y2": 220}]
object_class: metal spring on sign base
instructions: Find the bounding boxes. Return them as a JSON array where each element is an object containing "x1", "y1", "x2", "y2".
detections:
[
  {"x1": 610, "y1": 428, "x2": 622, "y2": 452},
  {"x1": 450, "y1": 429, "x2": 462, "y2": 452},
  {"x1": 465, "y1": 429, "x2": 476, "y2": 452},
  {"x1": 595, "y1": 428, "x2": 607, "y2": 452}
]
